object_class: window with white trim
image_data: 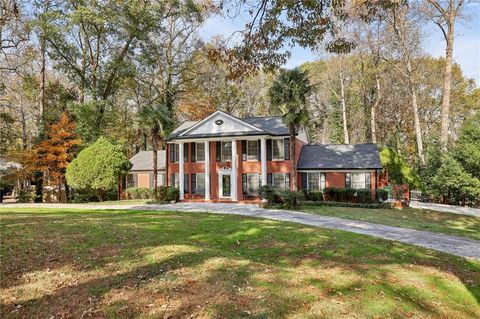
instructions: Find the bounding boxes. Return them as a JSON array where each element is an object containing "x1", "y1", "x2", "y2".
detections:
[
  {"x1": 272, "y1": 139, "x2": 284, "y2": 160},
  {"x1": 307, "y1": 173, "x2": 319, "y2": 191},
  {"x1": 196, "y1": 143, "x2": 205, "y2": 162},
  {"x1": 273, "y1": 173, "x2": 289, "y2": 190},
  {"x1": 347, "y1": 172, "x2": 371, "y2": 189},
  {"x1": 247, "y1": 140, "x2": 258, "y2": 161},
  {"x1": 221, "y1": 141, "x2": 232, "y2": 162},
  {"x1": 306, "y1": 173, "x2": 326, "y2": 191},
  {"x1": 247, "y1": 173, "x2": 260, "y2": 195},
  {"x1": 126, "y1": 174, "x2": 136, "y2": 188}
]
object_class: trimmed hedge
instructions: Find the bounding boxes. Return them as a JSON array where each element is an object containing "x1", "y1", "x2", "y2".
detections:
[
  {"x1": 125, "y1": 187, "x2": 152, "y2": 200},
  {"x1": 302, "y1": 200, "x2": 391, "y2": 209},
  {"x1": 356, "y1": 189, "x2": 372, "y2": 203},
  {"x1": 259, "y1": 185, "x2": 280, "y2": 203},
  {"x1": 154, "y1": 186, "x2": 180, "y2": 203},
  {"x1": 303, "y1": 190, "x2": 323, "y2": 201},
  {"x1": 376, "y1": 188, "x2": 389, "y2": 201},
  {"x1": 279, "y1": 190, "x2": 304, "y2": 209}
]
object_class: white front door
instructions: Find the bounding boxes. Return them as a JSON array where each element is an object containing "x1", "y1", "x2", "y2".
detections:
[{"x1": 219, "y1": 172, "x2": 232, "y2": 198}]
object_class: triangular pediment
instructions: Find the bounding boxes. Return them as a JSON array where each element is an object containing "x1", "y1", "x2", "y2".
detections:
[{"x1": 179, "y1": 111, "x2": 263, "y2": 137}]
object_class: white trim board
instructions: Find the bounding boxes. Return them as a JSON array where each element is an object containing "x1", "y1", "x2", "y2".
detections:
[{"x1": 178, "y1": 110, "x2": 264, "y2": 137}]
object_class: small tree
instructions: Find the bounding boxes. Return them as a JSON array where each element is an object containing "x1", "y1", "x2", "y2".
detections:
[
  {"x1": 454, "y1": 112, "x2": 480, "y2": 179},
  {"x1": 35, "y1": 113, "x2": 81, "y2": 202},
  {"x1": 427, "y1": 154, "x2": 480, "y2": 205},
  {"x1": 66, "y1": 137, "x2": 131, "y2": 201}
]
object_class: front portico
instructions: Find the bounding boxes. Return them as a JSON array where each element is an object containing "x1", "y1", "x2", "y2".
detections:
[{"x1": 166, "y1": 110, "x2": 294, "y2": 202}]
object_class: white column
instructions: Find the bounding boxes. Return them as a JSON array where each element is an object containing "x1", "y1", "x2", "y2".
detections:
[
  {"x1": 179, "y1": 142, "x2": 184, "y2": 200},
  {"x1": 204, "y1": 141, "x2": 210, "y2": 200},
  {"x1": 261, "y1": 138, "x2": 267, "y2": 186},
  {"x1": 231, "y1": 139, "x2": 238, "y2": 201}
]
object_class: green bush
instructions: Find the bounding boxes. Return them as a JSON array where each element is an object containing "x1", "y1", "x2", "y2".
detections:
[
  {"x1": 166, "y1": 187, "x2": 180, "y2": 202},
  {"x1": 153, "y1": 186, "x2": 179, "y2": 203},
  {"x1": 279, "y1": 190, "x2": 304, "y2": 209},
  {"x1": 17, "y1": 190, "x2": 33, "y2": 203},
  {"x1": 302, "y1": 201, "x2": 391, "y2": 209},
  {"x1": 344, "y1": 187, "x2": 356, "y2": 202},
  {"x1": 125, "y1": 187, "x2": 152, "y2": 200},
  {"x1": 304, "y1": 190, "x2": 323, "y2": 201},
  {"x1": 259, "y1": 185, "x2": 280, "y2": 203},
  {"x1": 356, "y1": 189, "x2": 372, "y2": 203},
  {"x1": 324, "y1": 187, "x2": 337, "y2": 201},
  {"x1": 70, "y1": 188, "x2": 99, "y2": 203},
  {"x1": 376, "y1": 189, "x2": 389, "y2": 202}
]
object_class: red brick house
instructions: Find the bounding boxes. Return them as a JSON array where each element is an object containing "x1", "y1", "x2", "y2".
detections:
[{"x1": 164, "y1": 110, "x2": 384, "y2": 202}]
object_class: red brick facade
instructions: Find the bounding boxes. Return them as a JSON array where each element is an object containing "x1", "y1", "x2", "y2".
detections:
[{"x1": 167, "y1": 139, "x2": 304, "y2": 201}]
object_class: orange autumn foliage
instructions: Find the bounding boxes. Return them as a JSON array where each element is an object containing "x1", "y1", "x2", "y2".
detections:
[{"x1": 34, "y1": 113, "x2": 81, "y2": 186}]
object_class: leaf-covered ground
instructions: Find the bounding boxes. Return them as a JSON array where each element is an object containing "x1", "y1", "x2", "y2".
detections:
[
  {"x1": 301, "y1": 206, "x2": 480, "y2": 241},
  {"x1": 1, "y1": 208, "x2": 479, "y2": 318}
]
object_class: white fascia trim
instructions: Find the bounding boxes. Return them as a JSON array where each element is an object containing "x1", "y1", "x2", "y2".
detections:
[
  {"x1": 178, "y1": 110, "x2": 264, "y2": 137},
  {"x1": 298, "y1": 169, "x2": 376, "y2": 173},
  {"x1": 167, "y1": 135, "x2": 272, "y2": 143}
]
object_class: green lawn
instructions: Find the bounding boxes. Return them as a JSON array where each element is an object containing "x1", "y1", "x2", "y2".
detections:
[
  {"x1": 1, "y1": 208, "x2": 479, "y2": 319},
  {"x1": 300, "y1": 206, "x2": 480, "y2": 241},
  {"x1": 87, "y1": 199, "x2": 149, "y2": 205}
]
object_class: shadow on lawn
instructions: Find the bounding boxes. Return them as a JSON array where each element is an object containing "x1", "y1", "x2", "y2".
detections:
[{"x1": 1, "y1": 209, "x2": 479, "y2": 318}]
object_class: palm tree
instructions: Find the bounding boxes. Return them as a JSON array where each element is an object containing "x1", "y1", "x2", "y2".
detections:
[
  {"x1": 139, "y1": 103, "x2": 173, "y2": 196},
  {"x1": 269, "y1": 68, "x2": 312, "y2": 191}
]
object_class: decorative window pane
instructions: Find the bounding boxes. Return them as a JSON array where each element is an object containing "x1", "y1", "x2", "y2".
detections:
[
  {"x1": 351, "y1": 173, "x2": 366, "y2": 189},
  {"x1": 247, "y1": 140, "x2": 258, "y2": 161},
  {"x1": 273, "y1": 173, "x2": 286, "y2": 189},
  {"x1": 320, "y1": 173, "x2": 326, "y2": 191},
  {"x1": 196, "y1": 143, "x2": 205, "y2": 162},
  {"x1": 272, "y1": 139, "x2": 284, "y2": 160},
  {"x1": 195, "y1": 174, "x2": 205, "y2": 194},
  {"x1": 175, "y1": 144, "x2": 179, "y2": 162},
  {"x1": 307, "y1": 173, "x2": 320, "y2": 190},
  {"x1": 221, "y1": 142, "x2": 232, "y2": 162},
  {"x1": 247, "y1": 174, "x2": 260, "y2": 195}
]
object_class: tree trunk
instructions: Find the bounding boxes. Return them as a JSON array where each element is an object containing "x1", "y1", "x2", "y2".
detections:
[
  {"x1": 152, "y1": 134, "x2": 158, "y2": 197},
  {"x1": 65, "y1": 179, "x2": 70, "y2": 202},
  {"x1": 440, "y1": 17, "x2": 455, "y2": 151},
  {"x1": 410, "y1": 82, "x2": 425, "y2": 166},
  {"x1": 371, "y1": 74, "x2": 380, "y2": 144},
  {"x1": 58, "y1": 181, "x2": 62, "y2": 203},
  {"x1": 289, "y1": 124, "x2": 297, "y2": 191},
  {"x1": 340, "y1": 72, "x2": 349, "y2": 144},
  {"x1": 39, "y1": 34, "x2": 46, "y2": 136}
]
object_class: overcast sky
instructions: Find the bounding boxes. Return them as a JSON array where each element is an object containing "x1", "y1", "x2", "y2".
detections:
[{"x1": 200, "y1": 8, "x2": 480, "y2": 84}]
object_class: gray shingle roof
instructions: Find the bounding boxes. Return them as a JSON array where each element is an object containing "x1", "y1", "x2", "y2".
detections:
[
  {"x1": 242, "y1": 116, "x2": 289, "y2": 135},
  {"x1": 129, "y1": 150, "x2": 166, "y2": 171},
  {"x1": 298, "y1": 144, "x2": 382, "y2": 170},
  {"x1": 169, "y1": 121, "x2": 198, "y2": 138}
]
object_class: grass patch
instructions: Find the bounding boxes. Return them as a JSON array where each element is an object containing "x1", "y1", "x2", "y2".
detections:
[
  {"x1": 300, "y1": 206, "x2": 480, "y2": 241},
  {"x1": 0, "y1": 208, "x2": 479, "y2": 319}
]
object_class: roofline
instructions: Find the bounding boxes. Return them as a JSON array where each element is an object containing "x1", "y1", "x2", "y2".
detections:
[
  {"x1": 177, "y1": 110, "x2": 264, "y2": 137},
  {"x1": 297, "y1": 167, "x2": 383, "y2": 171},
  {"x1": 168, "y1": 133, "x2": 291, "y2": 142}
]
